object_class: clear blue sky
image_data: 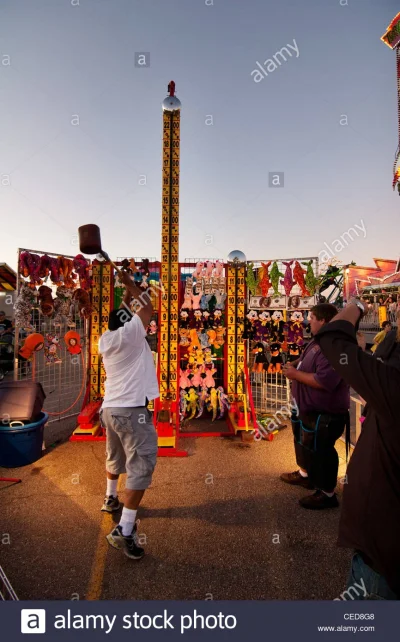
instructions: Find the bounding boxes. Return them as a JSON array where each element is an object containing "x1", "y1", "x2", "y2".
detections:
[{"x1": 0, "y1": 0, "x2": 399, "y2": 272}]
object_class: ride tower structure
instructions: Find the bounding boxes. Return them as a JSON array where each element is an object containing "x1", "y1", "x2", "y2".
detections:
[
  {"x1": 381, "y1": 13, "x2": 400, "y2": 194},
  {"x1": 155, "y1": 81, "x2": 187, "y2": 456}
]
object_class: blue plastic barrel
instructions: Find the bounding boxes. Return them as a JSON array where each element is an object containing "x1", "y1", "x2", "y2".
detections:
[{"x1": 0, "y1": 412, "x2": 48, "y2": 468}]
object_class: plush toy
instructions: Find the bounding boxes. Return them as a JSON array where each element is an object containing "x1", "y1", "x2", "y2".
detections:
[
  {"x1": 38, "y1": 254, "x2": 51, "y2": 281},
  {"x1": 191, "y1": 287, "x2": 203, "y2": 311},
  {"x1": 202, "y1": 310, "x2": 211, "y2": 329},
  {"x1": 213, "y1": 326, "x2": 226, "y2": 349},
  {"x1": 64, "y1": 330, "x2": 82, "y2": 355},
  {"x1": 207, "y1": 387, "x2": 219, "y2": 421},
  {"x1": 287, "y1": 343, "x2": 302, "y2": 363},
  {"x1": 217, "y1": 386, "x2": 230, "y2": 418},
  {"x1": 19, "y1": 252, "x2": 31, "y2": 279},
  {"x1": 293, "y1": 261, "x2": 310, "y2": 297},
  {"x1": 141, "y1": 258, "x2": 150, "y2": 277},
  {"x1": 268, "y1": 342, "x2": 283, "y2": 374},
  {"x1": 271, "y1": 310, "x2": 285, "y2": 342},
  {"x1": 192, "y1": 261, "x2": 204, "y2": 279},
  {"x1": 179, "y1": 328, "x2": 190, "y2": 347},
  {"x1": 246, "y1": 262, "x2": 258, "y2": 296},
  {"x1": 258, "y1": 261, "x2": 272, "y2": 297},
  {"x1": 189, "y1": 328, "x2": 201, "y2": 351},
  {"x1": 19, "y1": 333, "x2": 44, "y2": 360},
  {"x1": 196, "y1": 388, "x2": 210, "y2": 418},
  {"x1": 14, "y1": 284, "x2": 36, "y2": 329},
  {"x1": 182, "y1": 290, "x2": 193, "y2": 310},
  {"x1": 185, "y1": 388, "x2": 199, "y2": 419},
  {"x1": 255, "y1": 311, "x2": 271, "y2": 342},
  {"x1": 180, "y1": 389, "x2": 188, "y2": 419},
  {"x1": 200, "y1": 293, "x2": 209, "y2": 310},
  {"x1": 281, "y1": 260, "x2": 294, "y2": 297},
  {"x1": 44, "y1": 334, "x2": 62, "y2": 365},
  {"x1": 73, "y1": 288, "x2": 92, "y2": 319},
  {"x1": 20, "y1": 252, "x2": 42, "y2": 287},
  {"x1": 203, "y1": 347, "x2": 213, "y2": 364},
  {"x1": 38, "y1": 285, "x2": 54, "y2": 317},
  {"x1": 193, "y1": 309, "x2": 203, "y2": 330},
  {"x1": 180, "y1": 310, "x2": 189, "y2": 328},
  {"x1": 48, "y1": 257, "x2": 62, "y2": 284},
  {"x1": 213, "y1": 310, "x2": 223, "y2": 327},
  {"x1": 214, "y1": 290, "x2": 226, "y2": 310},
  {"x1": 207, "y1": 328, "x2": 217, "y2": 347},
  {"x1": 286, "y1": 310, "x2": 304, "y2": 345},
  {"x1": 73, "y1": 254, "x2": 91, "y2": 290},
  {"x1": 302, "y1": 260, "x2": 318, "y2": 296},
  {"x1": 199, "y1": 330, "x2": 210, "y2": 349},
  {"x1": 205, "y1": 261, "x2": 214, "y2": 278},
  {"x1": 180, "y1": 368, "x2": 192, "y2": 389},
  {"x1": 270, "y1": 262, "x2": 284, "y2": 297},
  {"x1": 204, "y1": 364, "x2": 217, "y2": 388},
  {"x1": 53, "y1": 285, "x2": 74, "y2": 326},
  {"x1": 214, "y1": 260, "x2": 224, "y2": 277},
  {"x1": 58, "y1": 257, "x2": 77, "y2": 289},
  {"x1": 242, "y1": 310, "x2": 258, "y2": 340},
  {"x1": 252, "y1": 342, "x2": 268, "y2": 373}
]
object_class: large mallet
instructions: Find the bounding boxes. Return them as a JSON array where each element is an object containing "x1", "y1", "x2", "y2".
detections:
[{"x1": 78, "y1": 224, "x2": 123, "y2": 276}]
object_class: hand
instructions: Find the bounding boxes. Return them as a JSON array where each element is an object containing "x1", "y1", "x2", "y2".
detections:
[
  {"x1": 283, "y1": 364, "x2": 298, "y2": 380},
  {"x1": 356, "y1": 331, "x2": 366, "y2": 351},
  {"x1": 349, "y1": 297, "x2": 368, "y2": 317}
]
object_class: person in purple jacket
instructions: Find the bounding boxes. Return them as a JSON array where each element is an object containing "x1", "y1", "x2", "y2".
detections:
[{"x1": 280, "y1": 304, "x2": 350, "y2": 510}]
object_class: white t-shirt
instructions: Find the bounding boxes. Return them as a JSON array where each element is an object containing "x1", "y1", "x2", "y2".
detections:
[{"x1": 99, "y1": 314, "x2": 159, "y2": 408}]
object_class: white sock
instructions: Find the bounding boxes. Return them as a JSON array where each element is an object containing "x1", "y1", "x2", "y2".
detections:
[
  {"x1": 298, "y1": 469, "x2": 308, "y2": 478},
  {"x1": 119, "y1": 507, "x2": 137, "y2": 536},
  {"x1": 322, "y1": 490, "x2": 334, "y2": 497},
  {"x1": 106, "y1": 478, "x2": 118, "y2": 497}
]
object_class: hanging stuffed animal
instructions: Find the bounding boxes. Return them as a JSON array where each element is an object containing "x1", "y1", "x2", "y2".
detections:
[
  {"x1": 19, "y1": 252, "x2": 42, "y2": 288},
  {"x1": 280, "y1": 260, "x2": 295, "y2": 297},
  {"x1": 213, "y1": 326, "x2": 226, "y2": 350},
  {"x1": 181, "y1": 290, "x2": 192, "y2": 310},
  {"x1": 217, "y1": 386, "x2": 230, "y2": 418},
  {"x1": 179, "y1": 328, "x2": 191, "y2": 347},
  {"x1": 180, "y1": 310, "x2": 189, "y2": 328},
  {"x1": 214, "y1": 290, "x2": 226, "y2": 310},
  {"x1": 179, "y1": 368, "x2": 192, "y2": 390},
  {"x1": 38, "y1": 254, "x2": 51, "y2": 282},
  {"x1": 38, "y1": 285, "x2": 54, "y2": 317},
  {"x1": 287, "y1": 343, "x2": 302, "y2": 363},
  {"x1": 268, "y1": 342, "x2": 283, "y2": 374},
  {"x1": 196, "y1": 388, "x2": 210, "y2": 418},
  {"x1": 214, "y1": 260, "x2": 224, "y2": 277},
  {"x1": 53, "y1": 285, "x2": 74, "y2": 326},
  {"x1": 302, "y1": 260, "x2": 318, "y2": 296},
  {"x1": 207, "y1": 388, "x2": 219, "y2": 422},
  {"x1": 73, "y1": 254, "x2": 91, "y2": 290},
  {"x1": 246, "y1": 262, "x2": 258, "y2": 296},
  {"x1": 185, "y1": 388, "x2": 199, "y2": 419},
  {"x1": 192, "y1": 261, "x2": 204, "y2": 279},
  {"x1": 14, "y1": 284, "x2": 36, "y2": 329},
  {"x1": 64, "y1": 330, "x2": 82, "y2": 355},
  {"x1": 198, "y1": 330, "x2": 210, "y2": 349},
  {"x1": 213, "y1": 310, "x2": 223, "y2": 327},
  {"x1": 242, "y1": 310, "x2": 258, "y2": 340},
  {"x1": 205, "y1": 261, "x2": 214, "y2": 278},
  {"x1": 204, "y1": 364, "x2": 217, "y2": 388},
  {"x1": 44, "y1": 334, "x2": 62, "y2": 365},
  {"x1": 286, "y1": 310, "x2": 304, "y2": 345},
  {"x1": 58, "y1": 257, "x2": 77, "y2": 289},
  {"x1": 270, "y1": 262, "x2": 284, "y2": 297},
  {"x1": 258, "y1": 261, "x2": 272, "y2": 297},
  {"x1": 293, "y1": 261, "x2": 310, "y2": 297},
  {"x1": 271, "y1": 310, "x2": 285, "y2": 342},
  {"x1": 255, "y1": 311, "x2": 271, "y2": 342},
  {"x1": 202, "y1": 310, "x2": 211, "y2": 329},
  {"x1": 193, "y1": 310, "x2": 203, "y2": 330},
  {"x1": 252, "y1": 342, "x2": 268, "y2": 373},
  {"x1": 203, "y1": 347, "x2": 213, "y2": 364},
  {"x1": 191, "y1": 287, "x2": 203, "y2": 311},
  {"x1": 73, "y1": 288, "x2": 92, "y2": 319},
  {"x1": 180, "y1": 389, "x2": 188, "y2": 419},
  {"x1": 48, "y1": 256, "x2": 62, "y2": 284},
  {"x1": 19, "y1": 333, "x2": 44, "y2": 360}
]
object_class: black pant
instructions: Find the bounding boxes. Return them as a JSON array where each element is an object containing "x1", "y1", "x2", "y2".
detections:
[{"x1": 292, "y1": 412, "x2": 348, "y2": 492}]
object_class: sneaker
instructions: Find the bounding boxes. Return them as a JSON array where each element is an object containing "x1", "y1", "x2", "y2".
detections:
[
  {"x1": 101, "y1": 495, "x2": 120, "y2": 513},
  {"x1": 106, "y1": 522, "x2": 144, "y2": 560},
  {"x1": 299, "y1": 490, "x2": 339, "y2": 510},
  {"x1": 280, "y1": 470, "x2": 315, "y2": 489}
]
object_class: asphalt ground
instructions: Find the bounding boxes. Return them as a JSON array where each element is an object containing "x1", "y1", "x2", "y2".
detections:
[{"x1": 0, "y1": 421, "x2": 352, "y2": 601}]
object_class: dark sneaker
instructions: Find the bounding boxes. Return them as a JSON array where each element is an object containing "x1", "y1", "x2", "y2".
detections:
[
  {"x1": 280, "y1": 470, "x2": 315, "y2": 489},
  {"x1": 101, "y1": 495, "x2": 120, "y2": 513},
  {"x1": 106, "y1": 522, "x2": 144, "y2": 560},
  {"x1": 299, "y1": 490, "x2": 339, "y2": 510}
]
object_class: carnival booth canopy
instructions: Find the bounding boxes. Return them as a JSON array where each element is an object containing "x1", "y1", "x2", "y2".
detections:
[{"x1": 0, "y1": 263, "x2": 17, "y2": 292}]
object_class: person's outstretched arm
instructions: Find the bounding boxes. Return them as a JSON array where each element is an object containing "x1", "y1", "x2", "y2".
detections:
[{"x1": 313, "y1": 303, "x2": 399, "y2": 424}]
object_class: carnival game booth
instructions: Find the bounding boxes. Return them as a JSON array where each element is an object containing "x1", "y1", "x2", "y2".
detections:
[{"x1": 243, "y1": 257, "x2": 320, "y2": 439}]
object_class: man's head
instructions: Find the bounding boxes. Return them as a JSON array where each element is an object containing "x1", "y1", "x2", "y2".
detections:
[
  {"x1": 0, "y1": 311, "x2": 5, "y2": 320},
  {"x1": 382, "y1": 320, "x2": 392, "y2": 333},
  {"x1": 309, "y1": 303, "x2": 338, "y2": 335},
  {"x1": 108, "y1": 307, "x2": 133, "y2": 331}
]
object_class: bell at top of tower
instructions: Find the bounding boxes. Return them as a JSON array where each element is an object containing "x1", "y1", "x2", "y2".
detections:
[{"x1": 162, "y1": 80, "x2": 181, "y2": 111}]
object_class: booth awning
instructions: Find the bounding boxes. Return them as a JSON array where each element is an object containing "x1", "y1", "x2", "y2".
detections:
[{"x1": 0, "y1": 263, "x2": 17, "y2": 292}]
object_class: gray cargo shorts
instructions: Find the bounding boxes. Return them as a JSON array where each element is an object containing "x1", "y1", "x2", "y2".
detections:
[{"x1": 100, "y1": 407, "x2": 158, "y2": 490}]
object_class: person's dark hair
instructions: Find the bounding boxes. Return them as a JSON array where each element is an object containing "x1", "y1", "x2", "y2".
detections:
[
  {"x1": 310, "y1": 303, "x2": 338, "y2": 323},
  {"x1": 108, "y1": 307, "x2": 133, "y2": 331},
  {"x1": 382, "y1": 321, "x2": 391, "y2": 329}
]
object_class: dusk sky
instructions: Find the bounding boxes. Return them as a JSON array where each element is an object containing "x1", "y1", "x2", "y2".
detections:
[{"x1": 0, "y1": 0, "x2": 399, "y2": 272}]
